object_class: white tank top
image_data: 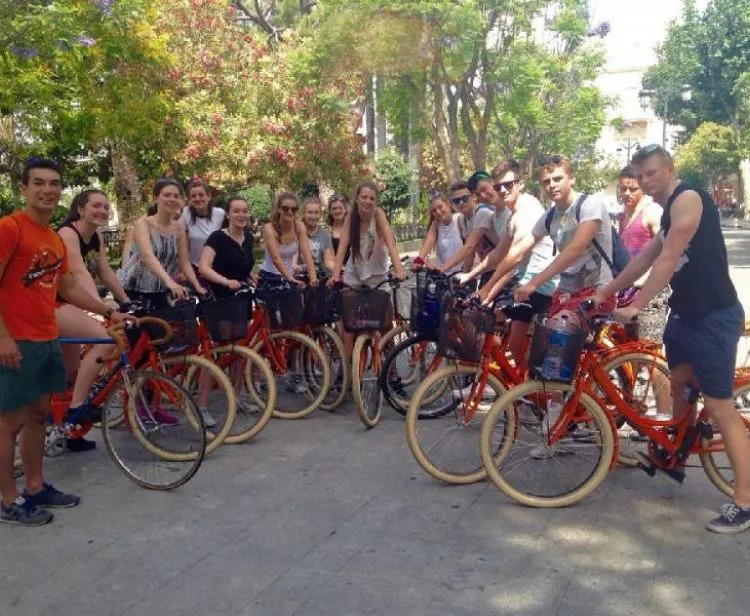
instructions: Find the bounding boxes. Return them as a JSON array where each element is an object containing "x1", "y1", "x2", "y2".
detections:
[
  {"x1": 344, "y1": 216, "x2": 388, "y2": 281},
  {"x1": 435, "y1": 214, "x2": 463, "y2": 274},
  {"x1": 260, "y1": 228, "x2": 298, "y2": 277}
]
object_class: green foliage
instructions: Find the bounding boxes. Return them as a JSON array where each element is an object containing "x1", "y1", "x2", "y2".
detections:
[
  {"x1": 675, "y1": 122, "x2": 741, "y2": 187},
  {"x1": 237, "y1": 184, "x2": 273, "y2": 222},
  {"x1": 373, "y1": 148, "x2": 412, "y2": 217}
]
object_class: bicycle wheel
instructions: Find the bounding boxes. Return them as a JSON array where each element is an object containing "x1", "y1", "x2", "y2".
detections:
[
  {"x1": 599, "y1": 351, "x2": 672, "y2": 467},
  {"x1": 101, "y1": 370, "x2": 206, "y2": 490},
  {"x1": 480, "y1": 380, "x2": 615, "y2": 508},
  {"x1": 353, "y1": 334, "x2": 384, "y2": 428},
  {"x1": 164, "y1": 354, "x2": 236, "y2": 454},
  {"x1": 310, "y1": 326, "x2": 349, "y2": 412},
  {"x1": 380, "y1": 333, "x2": 445, "y2": 417},
  {"x1": 253, "y1": 330, "x2": 330, "y2": 419},
  {"x1": 406, "y1": 364, "x2": 510, "y2": 484},
  {"x1": 210, "y1": 345, "x2": 276, "y2": 444},
  {"x1": 700, "y1": 379, "x2": 750, "y2": 497}
]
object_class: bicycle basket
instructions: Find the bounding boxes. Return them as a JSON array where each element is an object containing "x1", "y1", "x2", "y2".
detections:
[
  {"x1": 152, "y1": 300, "x2": 199, "y2": 349},
  {"x1": 257, "y1": 286, "x2": 304, "y2": 329},
  {"x1": 410, "y1": 272, "x2": 450, "y2": 338},
  {"x1": 201, "y1": 295, "x2": 249, "y2": 343},
  {"x1": 340, "y1": 287, "x2": 391, "y2": 332},
  {"x1": 527, "y1": 314, "x2": 586, "y2": 383},
  {"x1": 437, "y1": 298, "x2": 495, "y2": 363},
  {"x1": 302, "y1": 285, "x2": 337, "y2": 326}
]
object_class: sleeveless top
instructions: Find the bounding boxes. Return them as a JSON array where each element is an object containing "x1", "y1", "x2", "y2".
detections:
[
  {"x1": 662, "y1": 183, "x2": 737, "y2": 319},
  {"x1": 260, "y1": 227, "x2": 298, "y2": 277},
  {"x1": 619, "y1": 206, "x2": 652, "y2": 257},
  {"x1": 56, "y1": 222, "x2": 102, "y2": 303},
  {"x1": 435, "y1": 214, "x2": 463, "y2": 274},
  {"x1": 344, "y1": 216, "x2": 388, "y2": 281},
  {"x1": 118, "y1": 224, "x2": 179, "y2": 294}
]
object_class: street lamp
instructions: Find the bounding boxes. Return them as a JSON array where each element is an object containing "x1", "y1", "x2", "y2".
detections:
[
  {"x1": 616, "y1": 138, "x2": 640, "y2": 164},
  {"x1": 639, "y1": 84, "x2": 692, "y2": 149}
]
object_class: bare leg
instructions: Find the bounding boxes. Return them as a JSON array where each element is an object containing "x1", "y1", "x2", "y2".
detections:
[
  {"x1": 19, "y1": 395, "x2": 50, "y2": 495},
  {"x1": 0, "y1": 408, "x2": 25, "y2": 507},
  {"x1": 508, "y1": 321, "x2": 529, "y2": 368}
]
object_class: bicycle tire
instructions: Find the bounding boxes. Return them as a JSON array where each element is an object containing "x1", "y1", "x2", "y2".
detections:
[
  {"x1": 480, "y1": 380, "x2": 615, "y2": 508},
  {"x1": 406, "y1": 364, "x2": 510, "y2": 484},
  {"x1": 101, "y1": 370, "x2": 206, "y2": 490},
  {"x1": 353, "y1": 334, "x2": 384, "y2": 428},
  {"x1": 163, "y1": 354, "x2": 236, "y2": 454},
  {"x1": 700, "y1": 379, "x2": 750, "y2": 498},
  {"x1": 311, "y1": 326, "x2": 349, "y2": 412},
  {"x1": 253, "y1": 330, "x2": 330, "y2": 419},
  {"x1": 210, "y1": 345, "x2": 276, "y2": 444},
  {"x1": 379, "y1": 333, "x2": 446, "y2": 417}
]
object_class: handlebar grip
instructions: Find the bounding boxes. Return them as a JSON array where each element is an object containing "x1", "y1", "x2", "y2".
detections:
[
  {"x1": 97, "y1": 323, "x2": 127, "y2": 364},
  {"x1": 136, "y1": 317, "x2": 173, "y2": 346}
]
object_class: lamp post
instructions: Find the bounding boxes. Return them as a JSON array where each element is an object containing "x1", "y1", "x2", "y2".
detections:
[
  {"x1": 639, "y1": 84, "x2": 692, "y2": 148},
  {"x1": 616, "y1": 138, "x2": 640, "y2": 165}
]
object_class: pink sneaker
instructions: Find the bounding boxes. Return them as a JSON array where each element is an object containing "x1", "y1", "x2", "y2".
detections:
[{"x1": 137, "y1": 406, "x2": 179, "y2": 426}]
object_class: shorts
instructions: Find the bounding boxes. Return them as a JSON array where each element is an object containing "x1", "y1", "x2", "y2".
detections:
[
  {"x1": 342, "y1": 270, "x2": 387, "y2": 290},
  {"x1": 503, "y1": 292, "x2": 553, "y2": 324},
  {"x1": 549, "y1": 287, "x2": 616, "y2": 317},
  {"x1": 663, "y1": 302, "x2": 744, "y2": 399},
  {"x1": 0, "y1": 340, "x2": 66, "y2": 413}
]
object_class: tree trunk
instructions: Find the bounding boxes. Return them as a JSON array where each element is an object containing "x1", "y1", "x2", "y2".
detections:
[
  {"x1": 740, "y1": 158, "x2": 750, "y2": 219},
  {"x1": 408, "y1": 77, "x2": 423, "y2": 223},
  {"x1": 111, "y1": 144, "x2": 142, "y2": 232},
  {"x1": 375, "y1": 75, "x2": 387, "y2": 151},
  {"x1": 365, "y1": 75, "x2": 375, "y2": 155}
]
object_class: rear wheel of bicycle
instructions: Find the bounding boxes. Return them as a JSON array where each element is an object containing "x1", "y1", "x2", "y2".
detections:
[
  {"x1": 700, "y1": 379, "x2": 750, "y2": 497},
  {"x1": 480, "y1": 380, "x2": 615, "y2": 508},
  {"x1": 101, "y1": 370, "x2": 206, "y2": 490},
  {"x1": 253, "y1": 330, "x2": 330, "y2": 419},
  {"x1": 210, "y1": 345, "x2": 276, "y2": 444},
  {"x1": 599, "y1": 351, "x2": 672, "y2": 467},
  {"x1": 406, "y1": 364, "x2": 510, "y2": 484},
  {"x1": 164, "y1": 354, "x2": 236, "y2": 454},
  {"x1": 310, "y1": 325, "x2": 349, "y2": 411},
  {"x1": 353, "y1": 333, "x2": 385, "y2": 428},
  {"x1": 380, "y1": 333, "x2": 445, "y2": 417}
]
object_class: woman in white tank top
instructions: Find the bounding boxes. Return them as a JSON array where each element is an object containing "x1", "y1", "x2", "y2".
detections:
[
  {"x1": 413, "y1": 193, "x2": 463, "y2": 274},
  {"x1": 330, "y1": 181, "x2": 407, "y2": 356},
  {"x1": 259, "y1": 192, "x2": 317, "y2": 290}
]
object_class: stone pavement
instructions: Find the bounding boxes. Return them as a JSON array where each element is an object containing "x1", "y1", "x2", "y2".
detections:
[{"x1": 2, "y1": 230, "x2": 750, "y2": 616}]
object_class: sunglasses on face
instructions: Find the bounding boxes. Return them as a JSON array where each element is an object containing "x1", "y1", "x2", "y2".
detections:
[
  {"x1": 494, "y1": 179, "x2": 520, "y2": 193},
  {"x1": 451, "y1": 195, "x2": 471, "y2": 206},
  {"x1": 281, "y1": 205, "x2": 299, "y2": 214}
]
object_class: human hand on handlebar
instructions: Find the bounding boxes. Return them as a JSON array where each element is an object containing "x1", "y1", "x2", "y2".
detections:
[
  {"x1": 393, "y1": 264, "x2": 407, "y2": 281},
  {"x1": 225, "y1": 279, "x2": 242, "y2": 291},
  {"x1": 514, "y1": 282, "x2": 536, "y2": 303},
  {"x1": 613, "y1": 305, "x2": 639, "y2": 323},
  {"x1": 168, "y1": 282, "x2": 188, "y2": 300}
]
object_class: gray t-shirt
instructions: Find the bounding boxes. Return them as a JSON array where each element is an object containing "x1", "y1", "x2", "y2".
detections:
[
  {"x1": 305, "y1": 226, "x2": 333, "y2": 267},
  {"x1": 472, "y1": 204, "x2": 510, "y2": 260},
  {"x1": 531, "y1": 193, "x2": 613, "y2": 293},
  {"x1": 506, "y1": 193, "x2": 556, "y2": 295}
]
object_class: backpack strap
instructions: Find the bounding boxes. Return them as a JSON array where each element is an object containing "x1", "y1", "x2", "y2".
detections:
[{"x1": 574, "y1": 194, "x2": 615, "y2": 272}]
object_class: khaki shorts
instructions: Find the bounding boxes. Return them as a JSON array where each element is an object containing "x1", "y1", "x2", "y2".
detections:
[{"x1": 0, "y1": 340, "x2": 66, "y2": 413}]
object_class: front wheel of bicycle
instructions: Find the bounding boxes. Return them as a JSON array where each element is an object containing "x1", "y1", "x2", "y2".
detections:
[
  {"x1": 480, "y1": 380, "x2": 615, "y2": 508},
  {"x1": 101, "y1": 370, "x2": 206, "y2": 490},
  {"x1": 310, "y1": 325, "x2": 349, "y2": 412},
  {"x1": 353, "y1": 333, "x2": 385, "y2": 428}
]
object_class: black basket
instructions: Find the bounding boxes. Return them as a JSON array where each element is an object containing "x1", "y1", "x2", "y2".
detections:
[
  {"x1": 201, "y1": 295, "x2": 249, "y2": 343},
  {"x1": 152, "y1": 300, "x2": 199, "y2": 349},
  {"x1": 340, "y1": 287, "x2": 391, "y2": 332},
  {"x1": 302, "y1": 285, "x2": 337, "y2": 326},
  {"x1": 257, "y1": 286, "x2": 304, "y2": 330},
  {"x1": 437, "y1": 298, "x2": 496, "y2": 363},
  {"x1": 527, "y1": 315, "x2": 586, "y2": 383},
  {"x1": 410, "y1": 271, "x2": 450, "y2": 338}
]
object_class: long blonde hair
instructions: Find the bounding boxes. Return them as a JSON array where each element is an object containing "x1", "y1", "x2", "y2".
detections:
[{"x1": 270, "y1": 191, "x2": 298, "y2": 238}]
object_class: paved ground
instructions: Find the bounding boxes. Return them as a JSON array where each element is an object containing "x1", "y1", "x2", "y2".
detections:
[{"x1": 3, "y1": 228, "x2": 750, "y2": 616}]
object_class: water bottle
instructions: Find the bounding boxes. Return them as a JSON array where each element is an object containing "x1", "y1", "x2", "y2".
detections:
[
  {"x1": 541, "y1": 315, "x2": 573, "y2": 381},
  {"x1": 422, "y1": 281, "x2": 440, "y2": 330}
]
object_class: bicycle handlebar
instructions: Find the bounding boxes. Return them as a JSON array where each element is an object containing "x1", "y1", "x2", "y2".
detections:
[
  {"x1": 96, "y1": 323, "x2": 128, "y2": 364},
  {"x1": 134, "y1": 317, "x2": 174, "y2": 346}
]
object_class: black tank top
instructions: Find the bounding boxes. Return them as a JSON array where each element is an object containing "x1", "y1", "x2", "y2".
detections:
[
  {"x1": 661, "y1": 183, "x2": 737, "y2": 319},
  {"x1": 55, "y1": 222, "x2": 102, "y2": 303}
]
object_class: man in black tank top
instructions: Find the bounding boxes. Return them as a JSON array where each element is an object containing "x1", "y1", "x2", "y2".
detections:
[{"x1": 593, "y1": 145, "x2": 750, "y2": 534}]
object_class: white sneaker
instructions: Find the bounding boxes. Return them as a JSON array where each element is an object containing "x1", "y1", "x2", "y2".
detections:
[
  {"x1": 200, "y1": 409, "x2": 217, "y2": 429},
  {"x1": 454, "y1": 383, "x2": 497, "y2": 401}
]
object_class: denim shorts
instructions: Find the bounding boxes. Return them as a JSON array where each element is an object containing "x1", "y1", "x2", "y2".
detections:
[
  {"x1": 0, "y1": 340, "x2": 67, "y2": 413},
  {"x1": 663, "y1": 302, "x2": 744, "y2": 399}
]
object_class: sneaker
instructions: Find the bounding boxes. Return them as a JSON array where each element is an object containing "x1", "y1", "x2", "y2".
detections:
[
  {"x1": 66, "y1": 437, "x2": 97, "y2": 452},
  {"x1": 23, "y1": 483, "x2": 80, "y2": 509},
  {"x1": 66, "y1": 403, "x2": 102, "y2": 425},
  {"x1": 0, "y1": 496, "x2": 53, "y2": 526},
  {"x1": 706, "y1": 503, "x2": 750, "y2": 534},
  {"x1": 137, "y1": 406, "x2": 179, "y2": 426},
  {"x1": 454, "y1": 383, "x2": 497, "y2": 401},
  {"x1": 200, "y1": 408, "x2": 217, "y2": 429}
]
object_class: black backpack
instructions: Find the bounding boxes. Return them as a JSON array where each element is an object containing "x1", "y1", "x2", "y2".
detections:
[{"x1": 544, "y1": 194, "x2": 630, "y2": 276}]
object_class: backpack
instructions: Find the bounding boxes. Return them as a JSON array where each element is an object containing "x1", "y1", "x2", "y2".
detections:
[{"x1": 544, "y1": 194, "x2": 630, "y2": 276}]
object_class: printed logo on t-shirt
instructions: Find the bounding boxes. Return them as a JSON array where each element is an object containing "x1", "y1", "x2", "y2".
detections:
[{"x1": 22, "y1": 245, "x2": 64, "y2": 288}]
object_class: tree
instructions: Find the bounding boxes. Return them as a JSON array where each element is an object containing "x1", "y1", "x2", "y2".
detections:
[
  {"x1": 674, "y1": 122, "x2": 741, "y2": 189},
  {"x1": 643, "y1": 0, "x2": 750, "y2": 211},
  {"x1": 373, "y1": 148, "x2": 411, "y2": 218}
]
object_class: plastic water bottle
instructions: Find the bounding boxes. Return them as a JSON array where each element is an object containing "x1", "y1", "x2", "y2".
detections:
[
  {"x1": 422, "y1": 281, "x2": 440, "y2": 330},
  {"x1": 541, "y1": 315, "x2": 573, "y2": 381}
]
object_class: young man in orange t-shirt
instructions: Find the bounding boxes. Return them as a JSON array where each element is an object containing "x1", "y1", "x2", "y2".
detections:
[{"x1": 0, "y1": 158, "x2": 129, "y2": 526}]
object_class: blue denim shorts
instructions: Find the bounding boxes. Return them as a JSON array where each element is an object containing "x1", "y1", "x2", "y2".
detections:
[{"x1": 663, "y1": 302, "x2": 744, "y2": 399}]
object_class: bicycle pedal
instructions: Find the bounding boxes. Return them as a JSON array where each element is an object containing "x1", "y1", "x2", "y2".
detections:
[
  {"x1": 634, "y1": 452, "x2": 657, "y2": 477},
  {"x1": 696, "y1": 420, "x2": 714, "y2": 440}
]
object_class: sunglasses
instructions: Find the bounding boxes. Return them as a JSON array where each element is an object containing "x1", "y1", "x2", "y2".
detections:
[
  {"x1": 451, "y1": 195, "x2": 471, "y2": 206},
  {"x1": 536, "y1": 154, "x2": 564, "y2": 166},
  {"x1": 281, "y1": 205, "x2": 299, "y2": 214},
  {"x1": 494, "y1": 179, "x2": 520, "y2": 193}
]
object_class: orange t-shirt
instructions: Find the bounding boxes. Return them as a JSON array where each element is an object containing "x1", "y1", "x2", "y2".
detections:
[{"x1": 0, "y1": 212, "x2": 69, "y2": 341}]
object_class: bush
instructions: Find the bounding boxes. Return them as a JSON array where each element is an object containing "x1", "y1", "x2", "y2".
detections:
[
  {"x1": 237, "y1": 184, "x2": 273, "y2": 222},
  {"x1": 373, "y1": 148, "x2": 412, "y2": 218}
]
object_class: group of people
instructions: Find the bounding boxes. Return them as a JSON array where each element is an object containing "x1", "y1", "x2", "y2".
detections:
[{"x1": 0, "y1": 146, "x2": 748, "y2": 535}]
